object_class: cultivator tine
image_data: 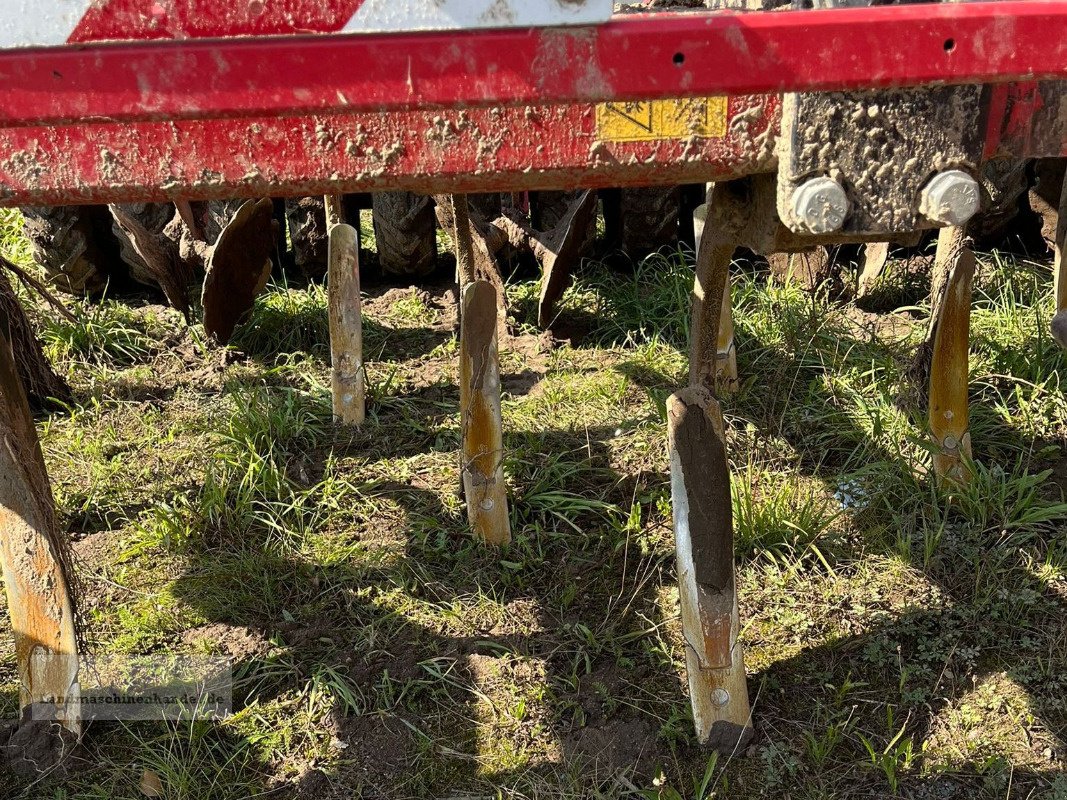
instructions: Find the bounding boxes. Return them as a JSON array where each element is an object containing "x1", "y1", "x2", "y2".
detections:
[
  {"x1": 0, "y1": 330, "x2": 79, "y2": 734},
  {"x1": 927, "y1": 226, "x2": 976, "y2": 484},
  {"x1": 109, "y1": 204, "x2": 194, "y2": 320},
  {"x1": 0, "y1": 265, "x2": 72, "y2": 409},
  {"x1": 327, "y1": 222, "x2": 365, "y2": 426},
  {"x1": 448, "y1": 195, "x2": 478, "y2": 289},
  {"x1": 533, "y1": 189, "x2": 597, "y2": 328},
  {"x1": 1053, "y1": 176, "x2": 1067, "y2": 350},
  {"x1": 715, "y1": 287, "x2": 737, "y2": 394},
  {"x1": 857, "y1": 242, "x2": 890, "y2": 300},
  {"x1": 448, "y1": 194, "x2": 511, "y2": 544},
  {"x1": 479, "y1": 188, "x2": 597, "y2": 328},
  {"x1": 324, "y1": 194, "x2": 345, "y2": 229},
  {"x1": 437, "y1": 194, "x2": 509, "y2": 340},
  {"x1": 690, "y1": 185, "x2": 743, "y2": 395},
  {"x1": 459, "y1": 280, "x2": 511, "y2": 545},
  {"x1": 174, "y1": 199, "x2": 203, "y2": 242},
  {"x1": 675, "y1": 181, "x2": 753, "y2": 748},
  {"x1": 201, "y1": 198, "x2": 276, "y2": 344},
  {"x1": 692, "y1": 203, "x2": 738, "y2": 394},
  {"x1": 667, "y1": 387, "x2": 752, "y2": 751}
]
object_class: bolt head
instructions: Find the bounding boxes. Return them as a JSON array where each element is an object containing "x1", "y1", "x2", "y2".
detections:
[
  {"x1": 711, "y1": 688, "x2": 730, "y2": 707},
  {"x1": 919, "y1": 170, "x2": 980, "y2": 226},
  {"x1": 791, "y1": 177, "x2": 849, "y2": 234}
]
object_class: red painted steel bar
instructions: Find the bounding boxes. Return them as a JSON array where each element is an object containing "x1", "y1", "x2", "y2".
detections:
[
  {"x1": 0, "y1": 2, "x2": 1065, "y2": 128},
  {"x1": 0, "y1": 96, "x2": 780, "y2": 206},
  {"x1": 1, "y1": 82, "x2": 1063, "y2": 207}
]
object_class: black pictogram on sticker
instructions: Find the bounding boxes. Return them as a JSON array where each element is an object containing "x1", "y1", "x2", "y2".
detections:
[{"x1": 604, "y1": 102, "x2": 653, "y2": 133}]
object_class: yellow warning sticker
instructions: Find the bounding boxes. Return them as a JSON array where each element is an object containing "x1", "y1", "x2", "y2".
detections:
[{"x1": 596, "y1": 97, "x2": 728, "y2": 142}]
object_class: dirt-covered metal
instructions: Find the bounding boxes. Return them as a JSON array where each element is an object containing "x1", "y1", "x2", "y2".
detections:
[
  {"x1": 3, "y1": 0, "x2": 1067, "y2": 758},
  {"x1": 0, "y1": 5, "x2": 1063, "y2": 206}
]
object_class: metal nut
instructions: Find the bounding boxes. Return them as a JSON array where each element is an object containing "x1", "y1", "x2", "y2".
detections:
[
  {"x1": 919, "y1": 170, "x2": 980, "y2": 226},
  {"x1": 791, "y1": 177, "x2": 849, "y2": 234}
]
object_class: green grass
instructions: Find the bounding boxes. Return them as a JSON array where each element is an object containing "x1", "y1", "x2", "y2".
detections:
[
  {"x1": 229, "y1": 279, "x2": 331, "y2": 357},
  {"x1": 1, "y1": 219, "x2": 1066, "y2": 799}
]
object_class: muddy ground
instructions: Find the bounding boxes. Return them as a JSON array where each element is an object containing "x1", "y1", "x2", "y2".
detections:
[{"x1": 0, "y1": 219, "x2": 1064, "y2": 798}]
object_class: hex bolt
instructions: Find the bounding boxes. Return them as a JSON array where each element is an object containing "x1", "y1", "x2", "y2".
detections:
[
  {"x1": 919, "y1": 170, "x2": 980, "y2": 226},
  {"x1": 790, "y1": 177, "x2": 849, "y2": 234}
]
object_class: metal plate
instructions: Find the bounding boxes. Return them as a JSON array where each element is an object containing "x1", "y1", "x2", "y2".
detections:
[
  {"x1": 777, "y1": 86, "x2": 985, "y2": 236},
  {"x1": 0, "y1": 0, "x2": 613, "y2": 47}
]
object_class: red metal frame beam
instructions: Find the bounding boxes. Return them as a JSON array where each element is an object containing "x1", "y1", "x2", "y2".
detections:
[
  {"x1": 0, "y1": 97, "x2": 780, "y2": 206},
  {"x1": 0, "y1": 2, "x2": 1065, "y2": 128},
  {"x1": 2, "y1": 82, "x2": 1058, "y2": 209}
]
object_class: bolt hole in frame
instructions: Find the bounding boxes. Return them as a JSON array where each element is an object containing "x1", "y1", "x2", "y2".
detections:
[{"x1": 944, "y1": 37, "x2": 956, "y2": 52}]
